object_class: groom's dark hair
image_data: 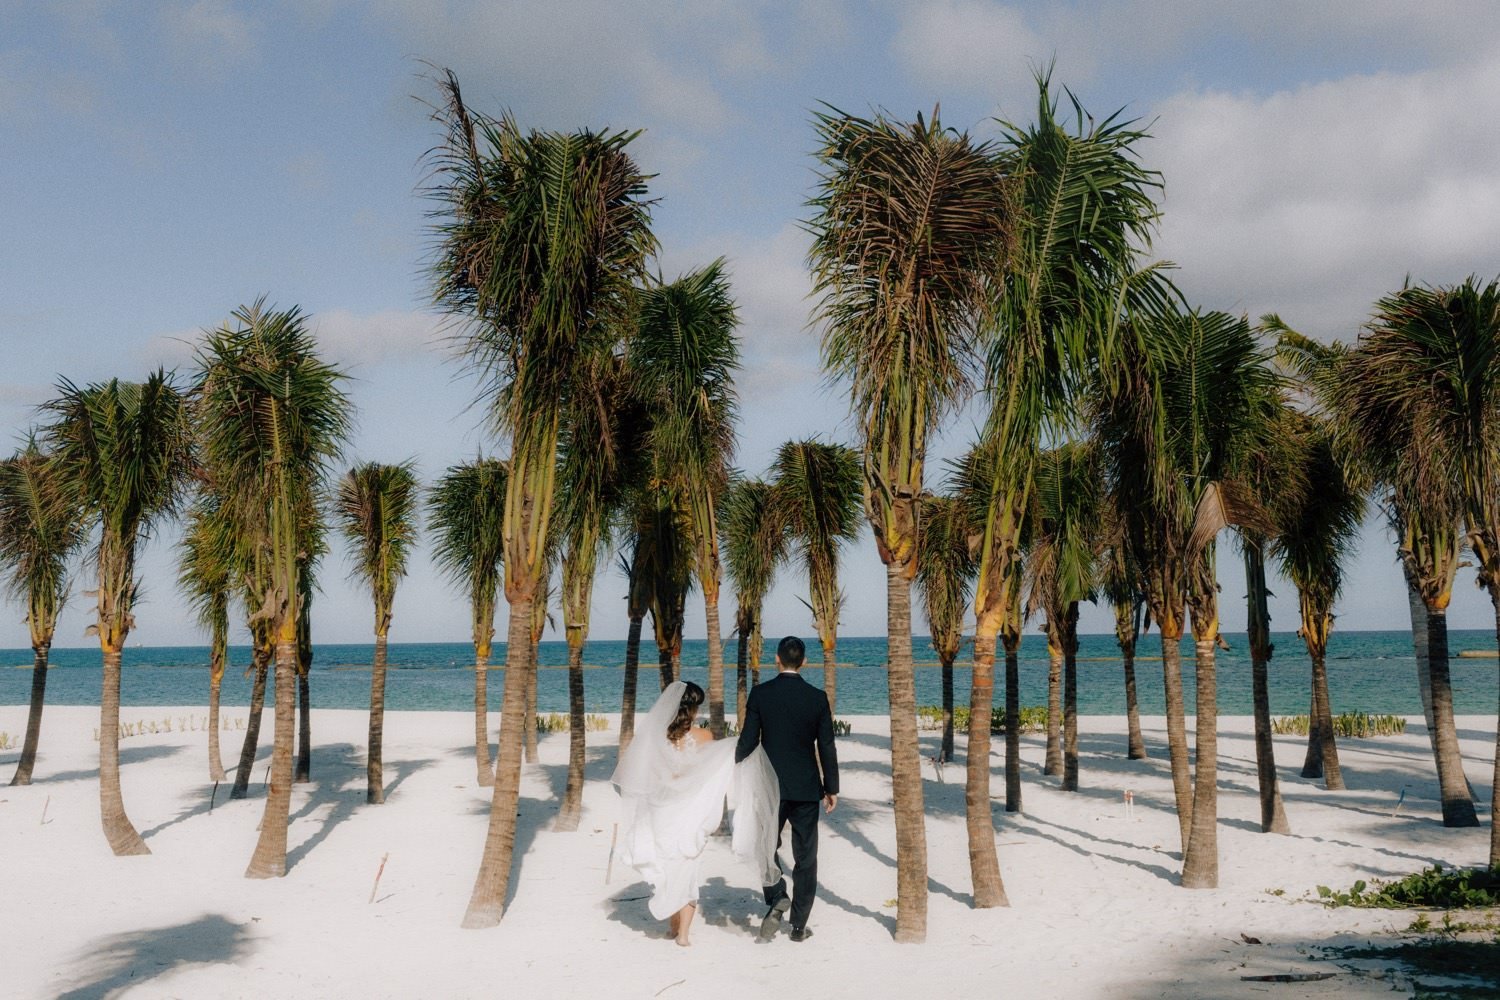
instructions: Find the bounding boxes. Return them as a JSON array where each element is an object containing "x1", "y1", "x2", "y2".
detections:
[{"x1": 777, "y1": 635, "x2": 806, "y2": 670}]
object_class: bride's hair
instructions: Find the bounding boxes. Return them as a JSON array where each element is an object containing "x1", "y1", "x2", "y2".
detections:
[{"x1": 667, "y1": 681, "x2": 705, "y2": 743}]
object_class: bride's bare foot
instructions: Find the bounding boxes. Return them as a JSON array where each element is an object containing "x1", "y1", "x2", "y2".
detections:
[{"x1": 674, "y1": 902, "x2": 697, "y2": 946}]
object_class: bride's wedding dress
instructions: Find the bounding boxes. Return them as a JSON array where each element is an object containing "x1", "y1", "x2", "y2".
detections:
[{"x1": 612, "y1": 682, "x2": 780, "y2": 920}]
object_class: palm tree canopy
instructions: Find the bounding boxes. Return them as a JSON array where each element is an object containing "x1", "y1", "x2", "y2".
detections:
[
  {"x1": 177, "y1": 494, "x2": 240, "y2": 638},
  {"x1": 0, "y1": 437, "x2": 86, "y2": 642},
  {"x1": 336, "y1": 461, "x2": 421, "y2": 623},
  {"x1": 1026, "y1": 442, "x2": 1104, "y2": 616},
  {"x1": 916, "y1": 491, "x2": 977, "y2": 649},
  {"x1": 427, "y1": 458, "x2": 509, "y2": 592},
  {"x1": 771, "y1": 438, "x2": 861, "y2": 579},
  {"x1": 722, "y1": 477, "x2": 788, "y2": 611},
  {"x1": 1269, "y1": 413, "x2": 1365, "y2": 610}
]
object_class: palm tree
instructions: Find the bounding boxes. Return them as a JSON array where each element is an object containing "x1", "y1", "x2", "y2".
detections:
[
  {"x1": 645, "y1": 498, "x2": 695, "y2": 688},
  {"x1": 427, "y1": 70, "x2": 656, "y2": 928},
  {"x1": 194, "y1": 300, "x2": 351, "y2": 878},
  {"x1": 916, "y1": 491, "x2": 976, "y2": 763},
  {"x1": 0, "y1": 438, "x2": 86, "y2": 786},
  {"x1": 1269, "y1": 414, "x2": 1364, "y2": 791},
  {"x1": 428, "y1": 458, "x2": 509, "y2": 786},
  {"x1": 335, "y1": 461, "x2": 420, "y2": 804},
  {"x1": 177, "y1": 496, "x2": 238, "y2": 783},
  {"x1": 617, "y1": 542, "x2": 649, "y2": 753},
  {"x1": 1097, "y1": 308, "x2": 1281, "y2": 888},
  {"x1": 771, "y1": 439, "x2": 861, "y2": 715},
  {"x1": 43, "y1": 372, "x2": 193, "y2": 854},
  {"x1": 722, "y1": 477, "x2": 787, "y2": 727},
  {"x1": 1100, "y1": 540, "x2": 1148, "y2": 760},
  {"x1": 809, "y1": 105, "x2": 1012, "y2": 939},
  {"x1": 1026, "y1": 443, "x2": 1102, "y2": 792},
  {"x1": 630, "y1": 262, "x2": 740, "y2": 737},
  {"x1": 967, "y1": 72, "x2": 1166, "y2": 902}
]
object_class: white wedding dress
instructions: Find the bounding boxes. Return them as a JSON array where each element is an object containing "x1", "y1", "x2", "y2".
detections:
[{"x1": 612, "y1": 681, "x2": 780, "y2": 920}]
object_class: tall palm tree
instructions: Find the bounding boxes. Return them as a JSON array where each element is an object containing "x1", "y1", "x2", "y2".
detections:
[
  {"x1": 809, "y1": 105, "x2": 1012, "y2": 940},
  {"x1": 916, "y1": 491, "x2": 976, "y2": 763},
  {"x1": 1270, "y1": 414, "x2": 1364, "y2": 791},
  {"x1": 617, "y1": 542, "x2": 650, "y2": 753},
  {"x1": 630, "y1": 262, "x2": 740, "y2": 737},
  {"x1": 177, "y1": 496, "x2": 238, "y2": 783},
  {"x1": 194, "y1": 300, "x2": 351, "y2": 878},
  {"x1": 771, "y1": 439, "x2": 861, "y2": 715},
  {"x1": 1100, "y1": 540, "x2": 1148, "y2": 760},
  {"x1": 335, "y1": 461, "x2": 420, "y2": 804},
  {"x1": 428, "y1": 458, "x2": 509, "y2": 786},
  {"x1": 1026, "y1": 443, "x2": 1102, "y2": 792},
  {"x1": 43, "y1": 372, "x2": 193, "y2": 854},
  {"x1": 1097, "y1": 308, "x2": 1280, "y2": 888},
  {"x1": 967, "y1": 72, "x2": 1166, "y2": 904},
  {"x1": 0, "y1": 438, "x2": 86, "y2": 786},
  {"x1": 722, "y1": 477, "x2": 787, "y2": 727},
  {"x1": 427, "y1": 70, "x2": 656, "y2": 928},
  {"x1": 645, "y1": 498, "x2": 695, "y2": 688}
]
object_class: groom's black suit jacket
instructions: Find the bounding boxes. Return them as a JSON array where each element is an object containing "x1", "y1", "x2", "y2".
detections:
[{"x1": 735, "y1": 672, "x2": 839, "y2": 802}]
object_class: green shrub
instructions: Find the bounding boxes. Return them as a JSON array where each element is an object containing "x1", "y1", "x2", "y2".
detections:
[
  {"x1": 537, "y1": 713, "x2": 609, "y2": 734},
  {"x1": 917, "y1": 705, "x2": 1046, "y2": 734},
  {"x1": 1318, "y1": 866, "x2": 1500, "y2": 909},
  {"x1": 1272, "y1": 712, "x2": 1406, "y2": 738},
  {"x1": 832, "y1": 719, "x2": 851, "y2": 737}
]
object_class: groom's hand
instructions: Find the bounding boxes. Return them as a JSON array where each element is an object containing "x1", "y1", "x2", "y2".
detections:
[{"x1": 823, "y1": 794, "x2": 837, "y2": 814}]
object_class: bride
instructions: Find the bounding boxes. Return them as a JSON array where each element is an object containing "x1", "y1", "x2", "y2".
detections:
[{"x1": 611, "y1": 680, "x2": 779, "y2": 946}]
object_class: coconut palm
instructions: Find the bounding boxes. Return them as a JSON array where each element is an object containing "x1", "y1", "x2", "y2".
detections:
[
  {"x1": 177, "y1": 496, "x2": 238, "y2": 783},
  {"x1": 1100, "y1": 540, "x2": 1148, "y2": 761},
  {"x1": 645, "y1": 498, "x2": 695, "y2": 688},
  {"x1": 194, "y1": 300, "x2": 351, "y2": 878},
  {"x1": 230, "y1": 568, "x2": 274, "y2": 801},
  {"x1": 809, "y1": 105, "x2": 1012, "y2": 939},
  {"x1": 617, "y1": 541, "x2": 650, "y2": 753},
  {"x1": 1097, "y1": 307, "x2": 1281, "y2": 888},
  {"x1": 1269, "y1": 414, "x2": 1364, "y2": 792},
  {"x1": 0, "y1": 438, "x2": 86, "y2": 786},
  {"x1": 916, "y1": 491, "x2": 976, "y2": 763},
  {"x1": 1026, "y1": 443, "x2": 1103, "y2": 792},
  {"x1": 966, "y1": 73, "x2": 1167, "y2": 903},
  {"x1": 722, "y1": 477, "x2": 787, "y2": 727},
  {"x1": 427, "y1": 70, "x2": 656, "y2": 927},
  {"x1": 335, "y1": 461, "x2": 420, "y2": 804},
  {"x1": 428, "y1": 458, "x2": 509, "y2": 786},
  {"x1": 630, "y1": 262, "x2": 740, "y2": 737},
  {"x1": 43, "y1": 371, "x2": 193, "y2": 854},
  {"x1": 771, "y1": 439, "x2": 861, "y2": 715}
]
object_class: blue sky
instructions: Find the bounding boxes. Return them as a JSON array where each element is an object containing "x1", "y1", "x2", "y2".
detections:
[{"x1": 4, "y1": 1, "x2": 1500, "y2": 650}]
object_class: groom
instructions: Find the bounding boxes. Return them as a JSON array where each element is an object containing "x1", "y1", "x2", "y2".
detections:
[{"x1": 735, "y1": 635, "x2": 839, "y2": 943}]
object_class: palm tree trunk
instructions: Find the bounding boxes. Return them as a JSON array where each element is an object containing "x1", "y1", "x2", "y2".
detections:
[
  {"x1": 1123, "y1": 642, "x2": 1146, "y2": 760},
  {"x1": 295, "y1": 670, "x2": 311, "y2": 784},
  {"x1": 463, "y1": 593, "x2": 535, "y2": 927},
  {"x1": 524, "y1": 645, "x2": 539, "y2": 765},
  {"x1": 1404, "y1": 565, "x2": 1438, "y2": 752},
  {"x1": 1300, "y1": 685, "x2": 1324, "y2": 779},
  {"x1": 735, "y1": 621, "x2": 749, "y2": 728},
  {"x1": 1062, "y1": 609, "x2": 1079, "y2": 792},
  {"x1": 1244, "y1": 542, "x2": 1287, "y2": 833},
  {"x1": 1427, "y1": 604, "x2": 1478, "y2": 826},
  {"x1": 966, "y1": 631, "x2": 1007, "y2": 907},
  {"x1": 367, "y1": 631, "x2": 388, "y2": 803},
  {"x1": 1044, "y1": 642, "x2": 1063, "y2": 776},
  {"x1": 620, "y1": 613, "x2": 642, "y2": 755},
  {"x1": 100, "y1": 646, "x2": 150, "y2": 855},
  {"x1": 885, "y1": 561, "x2": 929, "y2": 942},
  {"x1": 1309, "y1": 650, "x2": 1343, "y2": 790},
  {"x1": 474, "y1": 646, "x2": 493, "y2": 786},
  {"x1": 705, "y1": 596, "x2": 726, "y2": 737},
  {"x1": 1181, "y1": 628, "x2": 1219, "y2": 888},
  {"x1": 245, "y1": 636, "x2": 297, "y2": 878},
  {"x1": 940, "y1": 653, "x2": 955, "y2": 764},
  {"x1": 1003, "y1": 630, "x2": 1021, "y2": 814},
  {"x1": 1489, "y1": 587, "x2": 1500, "y2": 867},
  {"x1": 823, "y1": 636, "x2": 839, "y2": 719},
  {"x1": 657, "y1": 644, "x2": 674, "y2": 691},
  {"x1": 208, "y1": 648, "x2": 227, "y2": 784},
  {"x1": 556, "y1": 639, "x2": 586, "y2": 831},
  {"x1": 1161, "y1": 628, "x2": 1193, "y2": 857},
  {"x1": 232, "y1": 645, "x2": 270, "y2": 800},
  {"x1": 749, "y1": 621, "x2": 764, "y2": 687},
  {"x1": 10, "y1": 644, "x2": 50, "y2": 785}
]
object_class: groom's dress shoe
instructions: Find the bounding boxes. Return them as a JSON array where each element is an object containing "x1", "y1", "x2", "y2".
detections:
[
  {"x1": 758, "y1": 897, "x2": 791, "y2": 942},
  {"x1": 790, "y1": 927, "x2": 813, "y2": 943}
]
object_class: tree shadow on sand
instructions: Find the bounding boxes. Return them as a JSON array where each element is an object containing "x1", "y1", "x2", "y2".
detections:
[
  {"x1": 284, "y1": 743, "x2": 435, "y2": 869},
  {"x1": 53, "y1": 913, "x2": 254, "y2": 1000},
  {"x1": 32, "y1": 743, "x2": 185, "y2": 785}
]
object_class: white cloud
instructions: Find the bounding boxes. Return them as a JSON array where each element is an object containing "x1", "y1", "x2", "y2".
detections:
[
  {"x1": 890, "y1": 0, "x2": 1053, "y2": 103},
  {"x1": 138, "y1": 309, "x2": 444, "y2": 372},
  {"x1": 1151, "y1": 52, "x2": 1500, "y2": 337},
  {"x1": 161, "y1": 0, "x2": 259, "y2": 72}
]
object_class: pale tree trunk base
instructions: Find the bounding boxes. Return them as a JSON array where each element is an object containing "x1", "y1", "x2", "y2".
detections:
[
  {"x1": 885, "y1": 561, "x2": 929, "y2": 942},
  {"x1": 966, "y1": 632, "x2": 1007, "y2": 908},
  {"x1": 1180, "y1": 631, "x2": 1218, "y2": 889},
  {"x1": 232, "y1": 649, "x2": 270, "y2": 800},
  {"x1": 208, "y1": 665, "x2": 227, "y2": 784},
  {"x1": 368, "y1": 633, "x2": 388, "y2": 804},
  {"x1": 474, "y1": 649, "x2": 493, "y2": 787},
  {"x1": 1161, "y1": 631, "x2": 1193, "y2": 859},
  {"x1": 100, "y1": 648, "x2": 150, "y2": 856},
  {"x1": 10, "y1": 645, "x2": 50, "y2": 786},
  {"x1": 245, "y1": 639, "x2": 297, "y2": 878},
  {"x1": 1427, "y1": 607, "x2": 1478, "y2": 827},
  {"x1": 1250, "y1": 648, "x2": 1289, "y2": 835}
]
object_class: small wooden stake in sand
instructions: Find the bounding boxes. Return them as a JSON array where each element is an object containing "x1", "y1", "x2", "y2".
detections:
[
  {"x1": 369, "y1": 852, "x2": 390, "y2": 904},
  {"x1": 1123, "y1": 789, "x2": 1134, "y2": 820},
  {"x1": 40, "y1": 795, "x2": 50, "y2": 826},
  {"x1": 606, "y1": 823, "x2": 619, "y2": 884}
]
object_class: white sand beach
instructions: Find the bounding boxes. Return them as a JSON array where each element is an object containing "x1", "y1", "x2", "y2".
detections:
[{"x1": 1, "y1": 705, "x2": 1493, "y2": 999}]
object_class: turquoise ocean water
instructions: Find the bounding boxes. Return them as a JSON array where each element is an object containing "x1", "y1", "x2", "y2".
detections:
[{"x1": 2, "y1": 630, "x2": 1497, "y2": 717}]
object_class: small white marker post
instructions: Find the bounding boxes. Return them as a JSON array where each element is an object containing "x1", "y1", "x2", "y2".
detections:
[
  {"x1": 369, "y1": 852, "x2": 390, "y2": 904},
  {"x1": 1123, "y1": 789, "x2": 1134, "y2": 820}
]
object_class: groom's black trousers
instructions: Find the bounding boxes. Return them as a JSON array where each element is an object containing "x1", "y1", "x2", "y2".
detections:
[{"x1": 764, "y1": 799, "x2": 820, "y2": 931}]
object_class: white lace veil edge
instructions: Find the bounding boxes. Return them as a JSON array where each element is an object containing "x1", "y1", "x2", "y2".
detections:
[{"x1": 610, "y1": 680, "x2": 687, "y2": 799}]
